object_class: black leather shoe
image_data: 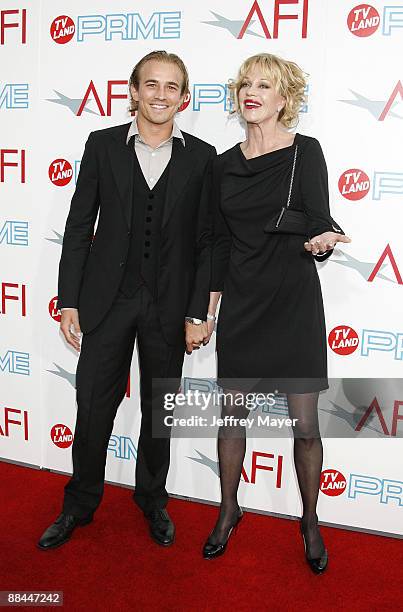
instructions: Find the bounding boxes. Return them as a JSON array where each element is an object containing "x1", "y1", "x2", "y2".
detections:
[
  {"x1": 37, "y1": 513, "x2": 93, "y2": 550},
  {"x1": 145, "y1": 509, "x2": 175, "y2": 546},
  {"x1": 203, "y1": 508, "x2": 243, "y2": 560},
  {"x1": 300, "y1": 521, "x2": 328, "y2": 574}
]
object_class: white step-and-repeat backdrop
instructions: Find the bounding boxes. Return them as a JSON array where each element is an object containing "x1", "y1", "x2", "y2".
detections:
[{"x1": 1, "y1": 0, "x2": 402, "y2": 536}]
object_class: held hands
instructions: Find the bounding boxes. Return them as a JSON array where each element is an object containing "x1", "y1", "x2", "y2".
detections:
[
  {"x1": 185, "y1": 321, "x2": 209, "y2": 354},
  {"x1": 304, "y1": 231, "x2": 352, "y2": 256},
  {"x1": 60, "y1": 309, "x2": 82, "y2": 352}
]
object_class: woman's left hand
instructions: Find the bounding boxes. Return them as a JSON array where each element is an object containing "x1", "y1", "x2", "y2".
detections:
[{"x1": 304, "y1": 231, "x2": 351, "y2": 255}]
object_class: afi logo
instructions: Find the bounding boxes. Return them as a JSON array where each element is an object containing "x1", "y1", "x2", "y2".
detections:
[
  {"x1": 320, "y1": 469, "x2": 347, "y2": 496},
  {"x1": 356, "y1": 396, "x2": 403, "y2": 436},
  {"x1": 51, "y1": 424, "x2": 73, "y2": 448},
  {"x1": 48, "y1": 159, "x2": 73, "y2": 187},
  {"x1": 48, "y1": 296, "x2": 61, "y2": 323},
  {"x1": 1, "y1": 282, "x2": 27, "y2": 317},
  {"x1": 47, "y1": 81, "x2": 127, "y2": 116},
  {"x1": 203, "y1": 1, "x2": 309, "y2": 39},
  {"x1": 0, "y1": 407, "x2": 28, "y2": 440},
  {"x1": 0, "y1": 149, "x2": 26, "y2": 183},
  {"x1": 340, "y1": 81, "x2": 403, "y2": 121},
  {"x1": 241, "y1": 451, "x2": 283, "y2": 487},
  {"x1": 0, "y1": 9, "x2": 27, "y2": 44},
  {"x1": 347, "y1": 4, "x2": 403, "y2": 37},
  {"x1": 328, "y1": 326, "x2": 359, "y2": 355}
]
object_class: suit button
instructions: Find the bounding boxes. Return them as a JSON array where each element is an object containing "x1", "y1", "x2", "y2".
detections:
[
  {"x1": 145, "y1": 241, "x2": 150, "y2": 247},
  {"x1": 119, "y1": 261, "x2": 125, "y2": 267},
  {"x1": 145, "y1": 230, "x2": 151, "y2": 236},
  {"x1": 127, "y1": 231, "x2": 131, "y2": 236},
  {"x1": 144, "y1": 253, "x2": 149, "y2": 258},
  {"x1": 149, "y1": 193, "x2": 155, "y2": 200},
  {"x1": 147, "y1": 205, "x2": 153, "y2": 211},
  {"x1": 146, "y1": 217, "x2": 151, "y2": 222}
]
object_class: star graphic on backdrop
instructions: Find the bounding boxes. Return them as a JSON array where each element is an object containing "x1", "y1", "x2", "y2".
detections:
[
  {"x1": 46, "y1": 90, "x2": 98, "y2": 115},
  {"x1": 47, "y1": 363, "x2": 76, "y2": 388},
  {"x1": 339, "y1": 90, "x2": 403, "y2": 120},
  {"x1": 46, "y1": 230, "x2": 63, "y2": 246},
  {"x1": 201, "y1": 11, "x2": 264, "y2": 38},
  {"x1": 188, "y1": 450, "x2": 219, "y2": 476},
  {"x1": 331, "y1": 250, "x2": 395, "y2": 282}
]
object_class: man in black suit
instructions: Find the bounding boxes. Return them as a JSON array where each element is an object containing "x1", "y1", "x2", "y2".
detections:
[{"x1": 38, "y1": 51, "x2": 215, "y2": 549}]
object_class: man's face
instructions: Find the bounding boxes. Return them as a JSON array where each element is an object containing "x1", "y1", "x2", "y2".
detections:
[{"x1": 130, "y1": 59, "x2": 185, "y2": 126}]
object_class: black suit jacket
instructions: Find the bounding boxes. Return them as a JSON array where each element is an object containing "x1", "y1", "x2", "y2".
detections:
[{"x1": 57, "y1": 122, "x2": 216, "y2": 344}]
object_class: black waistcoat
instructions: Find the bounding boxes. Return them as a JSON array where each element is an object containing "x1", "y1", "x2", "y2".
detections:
[{"x1": 119, "y1": 151, "x2": 170, "y2": 298}]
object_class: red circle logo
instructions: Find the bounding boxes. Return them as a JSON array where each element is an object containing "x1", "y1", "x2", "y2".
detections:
[
  {"x1": 49, "y1": 159, "x2": 73, "y2": 187},
  {"x1": 48, "y1": 296, "x2": 61, "y2": 323},
  {"x1": 328, "y1": 325, "x2": 359, "y2": 355},
  {"x1": 178, "y1": 92, "x2": 191, "y2": 112},
  {"x1": 338, "y1": 169, "x2": 370, "y2": 201},
  {"x1": 51, "y1": 424, "x2": 74, "y2": 448},
  {"x1": 50, "y1": 15, "x2": 75, "y2": 44},
  {"x1": 320, "y1": 469, "x2": 347, "y2": 496},
  {"x1": 347, "y1": 5, "x2": 380, "y2": 37}
]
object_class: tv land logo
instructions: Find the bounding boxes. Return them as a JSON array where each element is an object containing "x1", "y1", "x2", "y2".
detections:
[
  {"x1": 190, "y1": 449, "x2": 283, "y2": 487},
  {"x1": 0, "y1": 407, "x2": 29, "y2": 440},
  {"x1": 0, "y1": 149, "x2": 26, "y2": 183},
  {"x1": 0, "y1": 282, "x2": 27, "y2": 317},
  {"x1": 48, "y1": 159, "x2": 73, "y2": 187},
  {"x1": 0, "y1": 83, "x2": 29, "y2": 109},
  {"x1": 347, "y1": 4, "x2": 403, "y2": 37},
  {"x1": 331, "y1": 245, "x2": 403, "y2": 285},
  {"x1": 0, "y1": 8, "x2": 27, "y2": 45},
  {"x1": 202, "y1": 0, "x2": 309, "y2": 39},
  {"x1": 48, "y1": 297, "x2": 61, "y2": 323},
  {"x1": 51, "y1": 424, "x2": 73, "y2": 449},
  {"x1": 50, "y1": 11, "x2": 181, "y2": 44},
  {"x1": 340, "y1": 81, "x2": 403, "y2": 121},
  {"x1": 321, "y1": 469, "x2": 403, "y2": 507},
  {"x1": 339, "y1": 169, "x2": 403, "y2": 200},
  {"x1": 0, "y1": 220, "x2": 28, "y2": 246},
  {"x1": 329, "y1": 325, "x2": 403, "y2": 361}
]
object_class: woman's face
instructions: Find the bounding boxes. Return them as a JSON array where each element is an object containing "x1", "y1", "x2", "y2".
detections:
[{"x1": 237, "y1": 66, "x2": 285, "y2": 126}]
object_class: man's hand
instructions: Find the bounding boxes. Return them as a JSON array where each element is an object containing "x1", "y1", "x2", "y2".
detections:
[
  {"x1": 304, "y1": 231, "x2": 351, "y2": 255},
  {"x1": 204, "y1": 319, "x2": 215, "y2": 345},
  {"x1": 185, "y1": 322, "x2": 208, "y2": 354},
  {"x1": 60, "y1": 309, "x2": 82, "y2": 352}
]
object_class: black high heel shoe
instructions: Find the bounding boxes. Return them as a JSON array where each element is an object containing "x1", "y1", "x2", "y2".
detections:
[
  {"x1": 300, "y1": 520, "x2": 328, "y2": 574},
  {"x1": 203, "y1": 508, "x2": 243, "y2": 560}
]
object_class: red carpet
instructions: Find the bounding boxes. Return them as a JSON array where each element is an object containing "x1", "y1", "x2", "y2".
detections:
[{"x1": 0, "y1": 461, "x2": 401, "y2": 611}]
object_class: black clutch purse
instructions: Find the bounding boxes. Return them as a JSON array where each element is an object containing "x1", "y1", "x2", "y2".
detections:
[{"x1": 263, "y1": 144, "x2": 309, "y2": 237}]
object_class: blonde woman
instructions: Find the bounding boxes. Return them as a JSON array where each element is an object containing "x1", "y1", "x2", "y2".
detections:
[{"x1": 203, "y1": 53, "x2": 350, "y2": 571}]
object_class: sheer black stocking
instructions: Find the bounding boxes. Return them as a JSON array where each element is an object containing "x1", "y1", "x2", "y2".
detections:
[
  {"x1": 287, "y1": 392, "x2": 325, "y2": 559},
  {"x1": 208, "y1": 390, "x2": 247, "y2": 545}
]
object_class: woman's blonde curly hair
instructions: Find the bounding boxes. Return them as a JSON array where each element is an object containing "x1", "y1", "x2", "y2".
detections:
[{"x1": 229, "y1": 53, "x2": 308, "y2": 128}]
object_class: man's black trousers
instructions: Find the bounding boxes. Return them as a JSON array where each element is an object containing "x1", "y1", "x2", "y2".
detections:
[{"x1": 62, "y1": 285, "x2": 185, "y2": 518}]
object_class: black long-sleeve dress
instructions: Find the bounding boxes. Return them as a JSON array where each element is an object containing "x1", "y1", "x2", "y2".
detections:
[{"x1": 211, "y1": 133, "x2": 344, "y2": 393}]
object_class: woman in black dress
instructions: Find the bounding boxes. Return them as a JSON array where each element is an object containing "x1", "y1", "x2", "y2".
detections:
[{"x1": 202, "y1": 53, "x2": 351, "y2": 571}]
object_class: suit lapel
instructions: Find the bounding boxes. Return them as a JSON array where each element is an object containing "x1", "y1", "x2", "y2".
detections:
[
  {"x1": 108, "y1": 127, "x2": 134, "y2": 229},
  {"x1": 162, "y1": 136, "x2": 195, "y2": 228}
]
